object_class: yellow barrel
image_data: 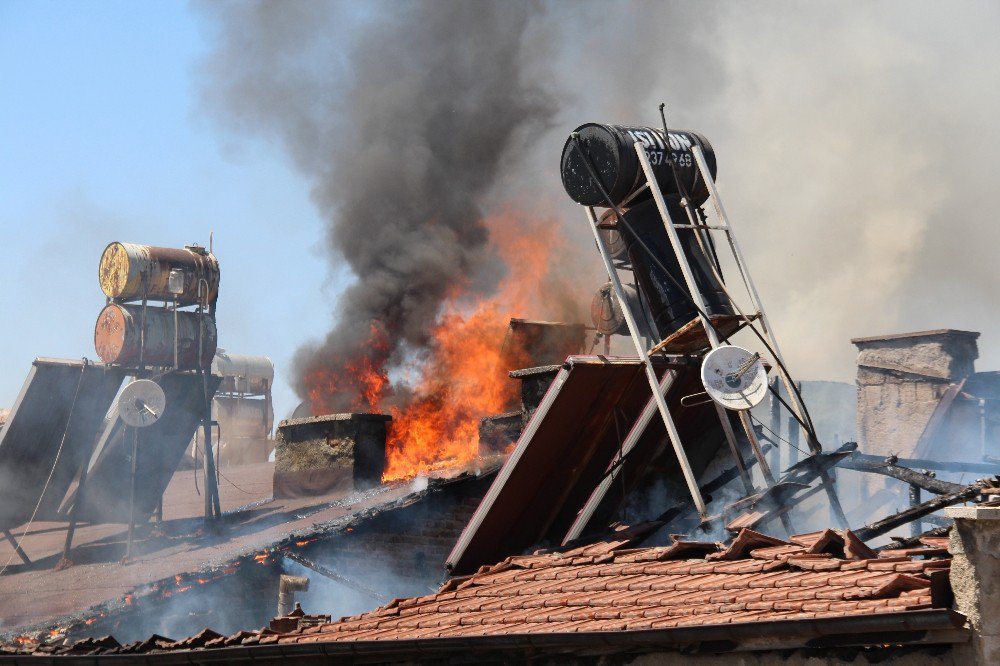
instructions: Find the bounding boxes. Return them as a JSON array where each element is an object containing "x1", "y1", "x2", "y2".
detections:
[{"x1": 98, "y1": 242, "x2": 220, "y2": 306}]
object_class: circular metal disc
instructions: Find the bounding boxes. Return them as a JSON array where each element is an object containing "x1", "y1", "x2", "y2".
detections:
[
  {"x1": 700, "y1": 346, "x2": 768, "y2": 411},
  {"x1": 118, "y1": 379, "x2": 166, "y2": 428}
]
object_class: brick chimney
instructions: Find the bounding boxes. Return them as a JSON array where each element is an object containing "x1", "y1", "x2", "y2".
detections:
[
  {"x1": 852, "y1": 329, "x2": 979, "y2": 459},
  {"x1": 946, "y1": 506, "x2": 1000, "y2": 662},
  {"x1": 272, "y1": 413, "x2": 390, "y2": 499}
]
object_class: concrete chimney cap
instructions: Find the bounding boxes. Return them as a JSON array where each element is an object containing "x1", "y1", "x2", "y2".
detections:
[
  {"x1": 945, "y1": 506, "x2": 1000, "y2": 520},
  {"x1": 850, "y1": 329, "x2": 980, "y2": 346}
]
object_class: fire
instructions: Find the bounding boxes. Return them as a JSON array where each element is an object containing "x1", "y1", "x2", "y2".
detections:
[
  {"x1": 379, "y1": 214, "x2": 564, "y2": 480},
  {"x1": 307, "y1": 323, "x2": 391, "y2": 414},
  {"x1": 303, "y1": 211, "x2": 577, "y2": 482}
]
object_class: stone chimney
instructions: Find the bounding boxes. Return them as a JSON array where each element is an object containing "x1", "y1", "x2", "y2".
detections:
[
  {"x1": 946, "y1": 506, "x2": 1000, "y2": 662},
  {"x1": 852, "y1": 329, "x2": 979, "y2": 459},
  {"x1": 272, "y1": 413, "x2": 390, "y2": 499}
]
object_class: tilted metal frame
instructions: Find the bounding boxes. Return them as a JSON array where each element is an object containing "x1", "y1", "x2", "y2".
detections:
[
  {"x1": 688, "y1": 145, "x2": 847, "y2": 528},
  {"x1": 581, "y1": 138, "x2": 847, "y2": 532}
]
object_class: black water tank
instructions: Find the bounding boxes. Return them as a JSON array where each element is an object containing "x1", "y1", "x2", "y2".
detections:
[
  {"x1": 620, "y1": 199, "x2": 732, "y2": 339},
  {"x1": 560, "y1": 123, "x2": 717, "y2": 209}
]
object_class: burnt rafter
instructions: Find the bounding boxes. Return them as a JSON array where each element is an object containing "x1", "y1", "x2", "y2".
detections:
[
  {"x1": 839, "y1": 454, "x2": 965, "y2": 496},
  {"x1": 854, "y1": 482, "x2": 988, "y2": 541}
]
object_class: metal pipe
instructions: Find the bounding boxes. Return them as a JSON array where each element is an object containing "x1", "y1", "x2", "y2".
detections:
[
  {"x1": 691, "y1": 144, "x2": 815, "y2": 448},
  {"x1": 277, "y1": 574, "x2": 309, "y2": 617},
  {"x1": 788, "y1": 416, "x2": 800, "y2": 467},
  {"x1": 125, "y1": 426, "x2": 138, "y2": 560},
  {"x1": 584, "y1": 206, "x2": 707, "y2": 518},
  {"x1": 768, "y1": 376, "x2": 781, "y2": 473}
]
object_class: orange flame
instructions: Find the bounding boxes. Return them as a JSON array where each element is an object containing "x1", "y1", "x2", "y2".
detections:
[
  {"x1": 304, "y1": 211, "x2": 581, "y2": 482},
  {"x1": 382, "y1": 214, "x2": 571, "y2": 481},
  {"x1": 307, "y1": 323, "x2": 390, "y2": 414}
]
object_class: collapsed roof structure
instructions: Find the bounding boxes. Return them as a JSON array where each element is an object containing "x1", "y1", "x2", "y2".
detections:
[{"x1": 4, "y1": 113, "x2": 1000, "y2": 665}]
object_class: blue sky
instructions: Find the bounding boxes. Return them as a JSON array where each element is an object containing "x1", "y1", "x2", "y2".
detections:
[{"x1": 0, "y1": 1, "x2": 339, "y2": 420}]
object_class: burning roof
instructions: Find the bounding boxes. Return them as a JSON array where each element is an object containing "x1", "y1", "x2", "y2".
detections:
[
  {"x1": 0, "y1": 462, "x2": 498, "y2": 644},
  {"x1": 1, "y1": 526, "x2": 962, "y2": 660}
]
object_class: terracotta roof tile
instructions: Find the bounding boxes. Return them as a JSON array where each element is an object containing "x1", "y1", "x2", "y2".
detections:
[
  {"x1": 879, "y1": 546, "x2": 950, "y2": 559},
  {"x1": 274, "y1": 528, "x2": 953, "y2": 646},
  {"x1": 710, "y1": 529, "x2": 789, "y2": 560},
  {"x1": 920, "y1": 536, "x2": 950, "y2": 549},
  {"x1": 749, "y1": 544, "x2": 807, "y2": 560}
]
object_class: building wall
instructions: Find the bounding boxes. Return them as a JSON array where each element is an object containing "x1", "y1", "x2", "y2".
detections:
[{"x1": 628, "y1": 648, "x2": 959, "y2": 665}]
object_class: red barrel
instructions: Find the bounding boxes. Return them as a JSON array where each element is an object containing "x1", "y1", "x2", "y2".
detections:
[{"x1": 94, "y1": 303, "x2": 217, "y2": 369}]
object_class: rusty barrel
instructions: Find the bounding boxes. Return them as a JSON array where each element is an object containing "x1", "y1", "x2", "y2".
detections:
[
  {"x1": 94, "y1": 303, "x2": 217, "y2": 369},
  {"x1": 98, "y1": 242, "x2": 220, "y2": 306}
]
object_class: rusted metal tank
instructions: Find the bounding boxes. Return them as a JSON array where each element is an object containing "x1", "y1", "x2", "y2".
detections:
[
  {"x1": 589, "y1": 282, "x2": 655, "y2": 340},
  {"x1": 98, "y1": 242, "x2": 220, "y2": 306},
  {"x1": 214, "y1": 397, "x2": 274, "y2": 438},
  {"x1": 560, "y1": 123, "x2": 717, "y2": 209},
  {"x1": 596, "y1": 209, "x2": 629, "y2": 262},
  {"x1": 212, "y1": 351, "x2": 274, "y2": 395},
  {"x1": 94, "y1": 303, "x2": 217, "y2": 369}
]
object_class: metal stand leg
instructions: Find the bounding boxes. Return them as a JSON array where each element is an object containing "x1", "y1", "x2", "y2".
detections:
[
  {"x1": 59, "y1": 450, "x2": 95, "y2": 568},
  {"x1": 3, "y1": 529, "x2": 31, "y2": 566},
  {"x1": 635, "y1": 144, "x2": 787, "y2": 529},
  {"x1": 585, "y1": 207, "x2": 708, "y2": 519},
  {"x1": 125, "y1": 427, "x2": 138, "y2": 560}
]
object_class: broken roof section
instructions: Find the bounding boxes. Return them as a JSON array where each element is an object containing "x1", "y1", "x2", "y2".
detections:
[
  {"x1": 0, "y1": 462, "x2": 495, "y2": 637},
  {"x1": 12, "y1": 527, "x2": 961, "y2": 659},
  {"x1": 447, "y1": 355, "x2": 723, "y2": 575},
  {"x1": 312, "y1": 528, "x2": 957, "y2": 645}
]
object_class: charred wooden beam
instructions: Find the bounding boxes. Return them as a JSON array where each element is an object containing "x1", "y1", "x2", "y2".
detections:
[
  {"x1": 284, "y1": 552, "x2": 388, "y2": 603},
  {"x1": 909, "y1": 484, "x2": 922, "y2": 538},
  {"x1": 882, "y1": 525, "x2": 952, "y2": 551},
  {"x1": 848, "y1": 451, "x2": 1000, "y2": 475},
  {"x1": 854, "y1": 482, "x2": 984, "y2": 541},
  {"x1": 839, "y1": 455, "x2": 964, "y2": 495}
]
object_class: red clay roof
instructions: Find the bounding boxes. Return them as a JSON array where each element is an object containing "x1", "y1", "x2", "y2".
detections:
[
  {"x1": 2, "y1": 528, "x2": 960, "y2": 658},
  {"x1": 282, "y1": 528, "x2": 952, "y2": 644}
]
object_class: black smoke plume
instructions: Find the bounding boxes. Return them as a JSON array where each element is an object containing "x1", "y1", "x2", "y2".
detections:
[{"x1": 197, "y1": 0, "x2": 557, "y2": 412}]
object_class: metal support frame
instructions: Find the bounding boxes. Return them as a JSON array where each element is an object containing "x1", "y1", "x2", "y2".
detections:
[
  {"x1": 3, "y1": 529, "x2": 31, "y2": 566},
  {"x1": 585, "y1": 207, "x2": 708, "y2": 519},
  {"x1": 688, "y1": 144, "x2": 849, "y2": 529},
  {"x1": 197, "y1": 280, "x2": 222, "y2": 524},
  {"x1": 633, "y1": 144, "x2": 794, "y2": 535}
]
